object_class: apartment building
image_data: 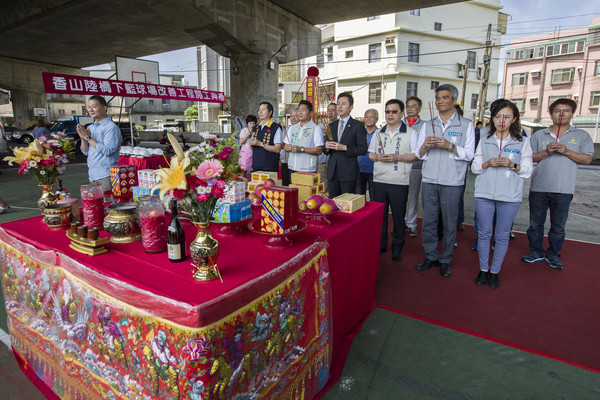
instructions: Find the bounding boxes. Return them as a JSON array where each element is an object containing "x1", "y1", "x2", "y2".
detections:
[{"x1": 502, "y1": 17, "x2": 600, "y2": 137}]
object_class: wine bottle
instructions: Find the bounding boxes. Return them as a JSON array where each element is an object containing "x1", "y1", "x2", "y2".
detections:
[{"x1": 167, "y1": 199, "x2": 185, "y2": 262}]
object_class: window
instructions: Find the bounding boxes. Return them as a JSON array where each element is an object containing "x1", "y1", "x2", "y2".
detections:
[
  {"x1": 71, "y1": 110, "x2": 76, "y2": 115},
  {"x1": 591, "y1": 91, "x2": 600, "y2": 107},
  {"x1": 511, "y1": 73, "x2": 527, "y2": 86},
  {"x1": 551, "y1": 67, "x2": 575, "y2": 84},
  {"x1": 546, "y1": 40, "x2": 585, "y2": 57},
  {"x1": 345, "y1": 50, "x2": 353, "y2": 59},
  {"x1": 470, "y1": 93, "x2": 478, "y2": 110},
  {"x1": 368, "y1": 83, "x2": 382, "y2": 103},
  {"x1": 369, "y1": 44, "x2": 381, "y2": 63},
  {"x1": 467, "y1": 51, "x2": 477, "y2": 69},
  {"x1": 430, "y1": 81, "x2": 439, "y2": 90},
  {"x1": 595, "y1": 61, "x2": 600, "y2": 76},
  {"x1": 408, "y1": 43, "x2": 420, "y2": 63},
  {"x1": 434, "y1": 22, "x2": 442, "y2": 31},
  {"x1": 548, "y1": 95, "x2": 571, "y2": 106},
  {"x1": 58, "y1": 109, "x2": 65, "y2": 115},
  {"x1": 149, "y1": 100, "x2": 154, "y2": 106},
  {"x1": 367, "y1": 16, "x2": 380, "y2": 21},
  {"x1": 140, "y1": 116, "x2": 147, "y2": 122},
  {"x1": 511, "y1": 98, "x2": 526, "y2": 112},
  {"x1": 406, "y1": 82, "x2": 418, "y2": 98},
  {"x1": 317, "y1": 53, "x2": 324, "y2": 68},
  {"x1": 326, "y1": 47, "x2": 333, "y2": 62},
  {"x1": 162, "y1": 99, "x2": 171, "y2": 108},
  {"x1": 291, "y1": 91, "x2": 304, "y2": 102},
  {"x1": 410, "y1": 9, "x2": 420, "y2": 16}
]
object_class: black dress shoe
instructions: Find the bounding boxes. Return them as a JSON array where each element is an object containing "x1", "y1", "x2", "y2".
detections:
[
  {"x1": 488, "y1": 273, "x2": 499, "y2": 289},
  {"x1": 475, "y1": 270, "x2": 489, "y2": 286},
  {"x1": 415, "y1": 258, "x2": 439, "y2": 271},
  {"x1": 392, "y1": 251, "x2": 402, "y2": 262},
  {"x1": 439, "y1": 263, "x2": 452, "y2": 277}
]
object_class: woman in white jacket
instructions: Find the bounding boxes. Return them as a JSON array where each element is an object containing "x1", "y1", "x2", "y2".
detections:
[{"x1": 471, "y1": 99, "x2": 533, "y2": 289}]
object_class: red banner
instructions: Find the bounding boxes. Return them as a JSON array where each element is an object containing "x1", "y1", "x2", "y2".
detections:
[
  {"x1": 42, "y1": 72, "x2": 225, "y2": 103},
  {"x1": 307, "y1": 76, "x2": 319, "y2": 123}
]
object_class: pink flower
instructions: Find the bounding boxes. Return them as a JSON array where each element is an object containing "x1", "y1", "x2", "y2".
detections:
[
  {"x1": 195, "y1": 160, "x2": 223, "y2": 180},
  {"x1": 40, "y1": 157, "x2": 57, "y2": 166},
  {"x1": 215, "y1": 180, "x2": 225, "y2": 190},
  {"x1": 197, "y1": 193, "x2": 210, "y2": 202}
]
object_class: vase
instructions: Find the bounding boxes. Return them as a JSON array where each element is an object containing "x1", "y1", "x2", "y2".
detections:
[
  {"x1": 190, "y1": 222, "x2": 221, "y2": 282},
  {"x1": 42, "y1": 203, "x2": 72, "y2": 230},
  {"x1": 38, "y1": 184, "x2": 58, "y2": 210}
]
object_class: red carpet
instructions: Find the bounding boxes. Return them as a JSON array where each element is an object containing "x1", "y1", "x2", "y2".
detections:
[{"x1": 376, "y1": 218, "x2": 600, "y2": 373}]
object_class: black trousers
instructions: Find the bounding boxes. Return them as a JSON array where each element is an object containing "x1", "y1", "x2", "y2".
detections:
[
  {"x1": 372, "y1": 182, "x2": 409, "y2": 253},
  {"x1": 328, "y1": 176, "x2": 356, "y2": 198}
]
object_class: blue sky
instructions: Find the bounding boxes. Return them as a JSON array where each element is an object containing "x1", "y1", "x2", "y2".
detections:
[{"x1": 88, "y1": 1, "x2": 599, "y2": 87}]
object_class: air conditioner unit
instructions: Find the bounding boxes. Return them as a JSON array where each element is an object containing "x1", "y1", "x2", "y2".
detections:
[
  {"x1": 457, "y1": 63, "x2": 464, "y2": 78},
  {"x1": 385, "y1": 37, "x2": 395, "y2": 46},
  {"x1": 530, "y1": 98, "x2": 538, "y2": 104},
  {"x1": 531, "y1": 71, "x2": 540, "y2": 78}
]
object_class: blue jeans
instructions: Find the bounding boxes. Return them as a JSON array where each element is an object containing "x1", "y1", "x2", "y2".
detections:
[
  {"x1": 355, "y1": 172, "x2": 374, "y2": 200},
  {"x1": 475, "y1": 198, "x2": 521, "y2": 273},
  {"x1": 527, "y1": 191, "x2": 573, "y2": 260}
]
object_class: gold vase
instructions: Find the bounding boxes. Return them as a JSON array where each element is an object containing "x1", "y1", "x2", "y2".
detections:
[
  {"x1": 38, "y1": 184, "x2": 58, "y2": 210},
  {"x1": 190, "y1": 222, "x2": 221, "y2": 282},
  {"x1": 103, "y1": 202, "x2": 141, "y2": 243}
]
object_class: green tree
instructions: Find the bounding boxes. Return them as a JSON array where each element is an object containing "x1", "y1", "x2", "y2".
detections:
[{"x1": 184, "y1": 105, "x2": 199, "y2": 121}]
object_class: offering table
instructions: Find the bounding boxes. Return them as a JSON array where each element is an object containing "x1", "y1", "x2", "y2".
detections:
[{"x1": 0, "y1": 202, "x2": 382, "y2": 399}]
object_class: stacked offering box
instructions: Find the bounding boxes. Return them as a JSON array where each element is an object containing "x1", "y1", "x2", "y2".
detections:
[
  {"x1": 223, "y1": 181, "x2": 246, "y2": 204},
  {"x1": 260, "y1": 186, "x2": 299, "y2": 234},
  {"x1": 110, "y1": 165, "x2": 138, "y2": 197},
  {"x1": 212, "y1": 199, "x2": 252, "y2": 223}
]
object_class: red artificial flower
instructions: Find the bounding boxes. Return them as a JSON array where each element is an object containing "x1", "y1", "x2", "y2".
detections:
[
  {"x1": 209, "y1": 140, "x2": 217, "y2": 147},
  {"x1": 186, "y1": 175, "x2": 202, "y2": 190},
  {"x1": 211, "y1": 185, "x2": 224, "y2": 198},
  {"x1": 215, "y1": 179, "x2": 226, "y2": 189},
  {"x1": 223, "y1": 147, "x2": 233, "y2": 153},
  {"x1": 172, "y1": 189, "x2": 186, "y2": 200},
  {"x1": 40, "y1": 157, "x2": 57, "y2": 166},
  {"x1": 218, "y1": 152, "x2": 230, "y2": 161},
  {"x1": 197, "y1": 193, "x2": 210, "y2": 202}
]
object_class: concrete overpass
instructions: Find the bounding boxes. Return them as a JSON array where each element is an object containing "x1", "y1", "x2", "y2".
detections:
[{"x1": 0, "y1": 0, "x2": 463, "y2": 125}]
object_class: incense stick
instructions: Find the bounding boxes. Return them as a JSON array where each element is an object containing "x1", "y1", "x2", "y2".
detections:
[
  {"x1": 375, "y1": 128, "x2": 385, "y2": 155},
  {"x1": 555, "y1": 110, "x2": 564, "y2": 142},
  {"x1": 429, "y1": 102, "x2": 436, "y2": 137},
  {"x1": 499, "y1": 119, "x2": 505, "y2": 157}
]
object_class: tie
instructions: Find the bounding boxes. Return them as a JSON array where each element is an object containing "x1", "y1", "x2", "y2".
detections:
[{"x1": 338, "y1": 119, "x2": 345, "y2": 142}]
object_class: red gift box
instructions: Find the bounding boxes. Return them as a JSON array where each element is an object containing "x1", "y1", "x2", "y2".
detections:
[
  {"x1": 110, "y1": 165, "x2": 138, "y2": 196},
  {"x1": 260, "y1": 186, "x2": 298, "y2": 234}
]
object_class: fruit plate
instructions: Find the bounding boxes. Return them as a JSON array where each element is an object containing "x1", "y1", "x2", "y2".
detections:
[
  {"x1": 211, "y1": 213, "x2": 255, "y2": 237},
  {"x1": 299, "y1": 208, "x2": 342, "y2": 225},
  {"x1": 247, "y1": 219, "x2": 307, "y2": 248}
]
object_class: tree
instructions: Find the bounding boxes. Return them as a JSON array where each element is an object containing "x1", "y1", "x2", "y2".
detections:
[{"x1": 184, "y1": 105, "x2": 198, "y2": 121}]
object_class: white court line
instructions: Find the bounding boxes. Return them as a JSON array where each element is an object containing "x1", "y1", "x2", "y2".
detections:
[{"x1": 0, "y1": 328, "x2": 11, "y2": 349}]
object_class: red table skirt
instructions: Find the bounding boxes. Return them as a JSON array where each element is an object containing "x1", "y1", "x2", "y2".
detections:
[{"x1": 119, "y1": 155, "x2": 169, "y2": 170}]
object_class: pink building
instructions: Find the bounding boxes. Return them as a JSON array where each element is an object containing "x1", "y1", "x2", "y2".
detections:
[{"x1": 502, "y1": 17, "x2": 600, "y2": 139}]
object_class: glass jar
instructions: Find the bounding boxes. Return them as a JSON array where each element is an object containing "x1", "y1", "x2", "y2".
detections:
[
  {"x1": 80, "y1": 183, "x2": 105, "y2": 229},
  {"x1": 138, "y1": 195, "x2": 167, "y2": 253}
]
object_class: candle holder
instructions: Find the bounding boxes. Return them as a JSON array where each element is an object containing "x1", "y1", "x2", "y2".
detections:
[{"x1": 138, "y1": 196, "x2": 167, "y2": 253}]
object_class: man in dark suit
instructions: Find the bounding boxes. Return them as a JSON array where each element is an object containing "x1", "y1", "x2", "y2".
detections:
[{"x1": 324, "y1": 92, "x2": 368, "y2": 197}]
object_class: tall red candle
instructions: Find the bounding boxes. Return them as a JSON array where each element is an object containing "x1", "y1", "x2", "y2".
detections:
[
  {"x1": 140, "y1": 213, "x2": 167, "y2": 253},
  {"x1": 81, "y1": 198, "x2": 105, "y2": 229}
]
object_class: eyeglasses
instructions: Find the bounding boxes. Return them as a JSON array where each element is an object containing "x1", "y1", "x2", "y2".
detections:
[{"x1": 385, "y1": 109, "x2": 400, "y2": 114}]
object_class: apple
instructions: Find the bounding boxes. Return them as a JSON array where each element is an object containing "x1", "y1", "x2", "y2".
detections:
[
  {"x1": 253, "y1": 184, "x2": 264, "y2": 197},
  {"x1": 263, "y1": 178, "x2": 276, "y2": 188}
]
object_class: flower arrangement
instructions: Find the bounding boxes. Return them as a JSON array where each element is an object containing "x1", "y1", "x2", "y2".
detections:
[
  {"x1": 3, "y1": 132, "x2": 75, "y2": 186},
  {"x1": 153, "y1": 133, "x2": 242, "y2": 223}
]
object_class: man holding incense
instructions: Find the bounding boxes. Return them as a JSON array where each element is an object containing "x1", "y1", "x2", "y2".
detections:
[
  {"x1": 368, "y1": 99, "x2": 418, "y2": 262},
  {"x1": 415, "y1": 84, "x2": 475, "y2": 277},
  {"x1": 522, "y1": 98, "x2": 593, "y2": 270}
]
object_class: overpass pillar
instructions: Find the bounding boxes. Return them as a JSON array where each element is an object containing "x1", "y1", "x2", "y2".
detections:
[
  {"x1": 229, "y1": 53, "x2": 279, "y2": 123},
  {"x1": 10, "y1": 89, "x2": 48, "y2": 129}
]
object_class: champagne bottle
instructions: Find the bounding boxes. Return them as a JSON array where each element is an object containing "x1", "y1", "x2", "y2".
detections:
[{"x1": 167, "y1": 199, "x2": 185, "y2": 262}]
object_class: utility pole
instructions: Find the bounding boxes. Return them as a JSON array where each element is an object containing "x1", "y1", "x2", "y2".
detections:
[
  {"x1": 476, "y1": 24, "x2": 493, "y2": 123},
  {"x1": 460, "y1": 58, "x2": 468, "y2": 108}
]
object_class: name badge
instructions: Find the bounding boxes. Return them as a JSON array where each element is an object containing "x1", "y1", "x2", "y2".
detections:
[
  {"x1": 503, "y1": 148, "x2": 520, "y2": 154},
  {"x1": 447, "y1": 131, "x2": 462, "y2": 137}
]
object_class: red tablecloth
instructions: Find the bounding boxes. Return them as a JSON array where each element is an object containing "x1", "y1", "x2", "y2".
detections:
[
  {"x1": 0, "y1": 202, "x2": 382, "y2": 398},
  {"x1": 119, "y1": 154, "x2": 169, "y2": 170}
]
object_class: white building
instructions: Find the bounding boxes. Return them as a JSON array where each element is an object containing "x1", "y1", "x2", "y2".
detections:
[
  {"x1": 314, "y1": 0, "x2": 506, "y2": 122},
  {"x1": 197, "y1": 45, "x2": 231, "y2": 132}
]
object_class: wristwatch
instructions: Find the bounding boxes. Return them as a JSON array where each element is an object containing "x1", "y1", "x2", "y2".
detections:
[
  {"x1": 261, "y1": 142, "x2": 265, "y2": 148},
  {"x1": 84, "y1": 136, "x2": 91, "y2": 142},
  {"x1": 511, "y1": 163, "x2": 519, "y2": 171},
  {"x1": 300, "y1": 147, "x2": 305, "y2": 153},
  {"x1": 449, "y1": 143, "x2": 456, "y2": 152}
]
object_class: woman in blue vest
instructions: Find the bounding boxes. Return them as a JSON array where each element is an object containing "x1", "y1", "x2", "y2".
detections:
[
  {"x1": 249, "y1": 102, "x2": 283, "y2": 173},
  {"x1": 471, "y1": 99, "x2": 533, "y2": 289}
]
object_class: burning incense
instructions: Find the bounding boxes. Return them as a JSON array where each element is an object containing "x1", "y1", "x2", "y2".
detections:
[
  {"x1": 555, "y1": 110, "x2": 564, "y2": 142},
  {"x1": 429, "y1": 102, "x2": 436, "y2": 137},
  {"x1": 375, "y1": 129, "x2": 385, "y2": 155}
]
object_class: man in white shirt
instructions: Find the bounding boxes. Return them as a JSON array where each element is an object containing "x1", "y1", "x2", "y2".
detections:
[{"x1": 283, "y1": 100, "x2": 324, "y2": 178}]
